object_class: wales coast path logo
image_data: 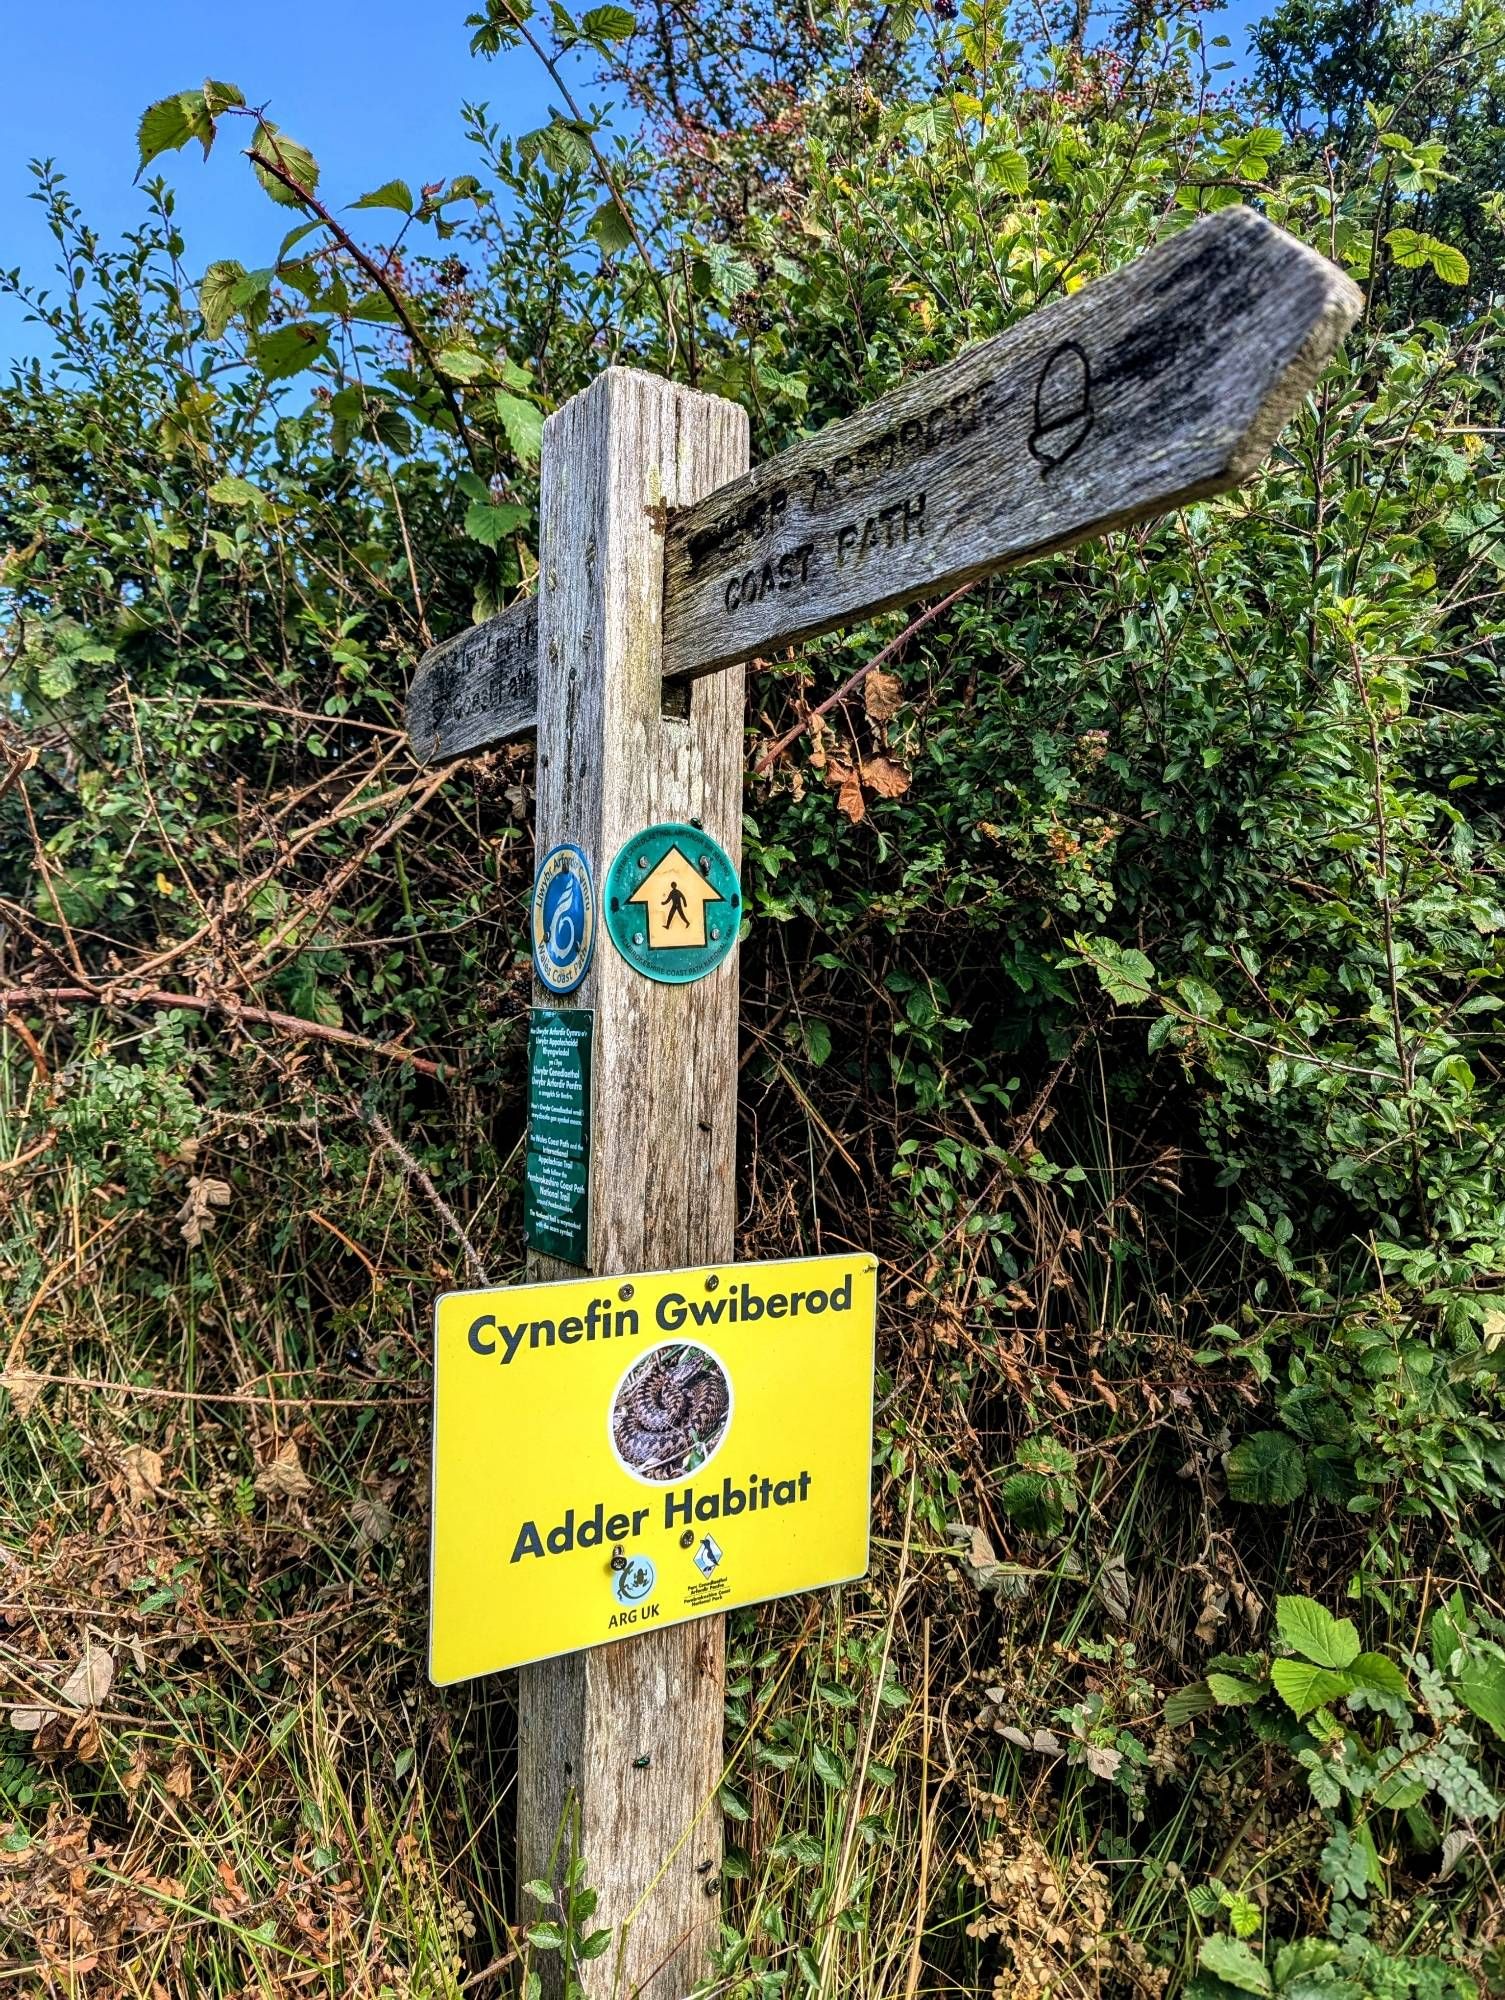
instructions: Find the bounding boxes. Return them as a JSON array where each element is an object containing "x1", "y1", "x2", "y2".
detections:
[{"x1": 531, "y1": 843, "x2": 595, "y2": 994}]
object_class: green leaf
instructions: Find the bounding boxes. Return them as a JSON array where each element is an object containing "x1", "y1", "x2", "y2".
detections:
[
  {"x1": 1206, "y1": 1672, "x2": 1265, "y2": 1707},
  {"x1": 1270, "y1": 1660, "x2": 1354, "y2": 1718},
  {"x1": 526, "y1": 1920, "x2": 565, "y2": 1949},
  {"x1": 1276, "y1": 1596, "x2": 1361, "y2": 1670},
  {"x1": 988, "y1": 147, "x2": 1030, "y2": 193},
  {"x1": 1273, "y1": 1939, "x2": 1340, "y2": 1987},
  {"x1": 812, "y1": 1741, "x2": 846, "y2": 1786},
  {"x1": 203, "y1": 80, "x2": 246, "y2": 115},
  {"x1": 578, "y1": 1928, "x2": 614, "y2": 1960},
  {"x1": 350, "y1": 179, "x2": 414, "y2": 214},
  {"x1": 702, "y1": 243, "x2": 758, "y2": 300},
  {"x1": 1431, "y1": 1591, "x2": 1468, "y2": 1671},
  {"x1": 1384, "y1": 227, "x2": 1469, "y2": 285},
  {"x1": 436, "y1": 345, "x2": 491, "y2": 382},
  {"x1": 464, "y1": 500, "x2": 528, "y2": 550},
  {"x1": 495, "y1": 390, "x2": 544, "y2": 464},
  {"x1": 199, "y1": 259, "x2": 246, "y2": 340},
  {"x1": 1345, "y1": 1652, "x2": 1409, "y2": 1700},
  {"x1": 1076, "y1": 935, "x2": 1156, "y2": 1007},
  {"x1": 138, "y1": 92, "x2": 213, "y2": 169},
  {"x1": 803, "y1": 1019, "x2": 833, "y2": 1067},
  {"x1": 1197, "y1": 1935, "x2": 1272, "y2": 1996},
  {"x1": 365, "y1": 405, "x2": 414, "y2": 455},
  {"x1": 1456, "y1": 1655, "x2": 1505, "y2": 1740},
  {"x1": 588, "y1": 197, "x2": 634, "y2": 252},
  {"x1": 251, "y1": 125, "x2": 322, "y2": 205},
  {"x1": 530, "y1": 117, "x2": 594, "y2": 174},
  {"x1": 521, "y1": 1878, "x2": 553, "y2": 1901},
  {"x1": 253, "y1": 323, "x2": 330, "y2": 381},
  {"x1": 350, "y1": 293, "x2": 401, "y2": 324},
  {"x1": 206, "y1": 475, "x2": 265, "y2": 509},
  {"x1": 1319, "y1": 1823, "x2": 1373, "y2": 1900},
  {"x1": 581, "y1": 3, "x2": 636, "y2": 38},
  {"x1": 1225, "y1": 1431, "x2": 1306, "y2": 1506},
  {"x1": 1164, "y1": 1681, "x2": 1216, "y2": 1726}
]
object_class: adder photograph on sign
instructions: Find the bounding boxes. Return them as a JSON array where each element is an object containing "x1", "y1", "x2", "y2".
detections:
[{"x1": 429, "y1": 1254, "x2": 877, "y2": 1684}]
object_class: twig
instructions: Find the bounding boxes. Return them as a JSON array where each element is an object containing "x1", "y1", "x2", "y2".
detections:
[
  {"x1": 753, "y1": 581, "x2": 977, "y2": 776},
  {"x1": 491, "y1": 0, "x2": 679, "y2": 361},
  {"x1": 0, "y1": 986, "x2": 447, "y2": 1079},
  {"x1": 364, "y1": 1106, "x2": 491, "y2": 1286},
  {"x1": 3, "y1": 1011, "x2": 50, "y2": 1083},
  {"x1": 244, "y1": 129, "x2": 487, "y2": 480},
  {"x1": 903, "y1": 1616, "x2": 933, "y2": 2000},
  {"x1": 0, "y1": 1369, "x2": 427, "y2": 1409}
]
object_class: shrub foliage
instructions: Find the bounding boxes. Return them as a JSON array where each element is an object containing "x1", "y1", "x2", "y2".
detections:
[{"x1": 1, "y1": 0, "x2": 1503, "y2": 1992}]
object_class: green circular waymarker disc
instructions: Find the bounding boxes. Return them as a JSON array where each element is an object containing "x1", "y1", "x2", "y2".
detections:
[{"x1": 603, "y1": 823, "x2": 740, "y2": 984}]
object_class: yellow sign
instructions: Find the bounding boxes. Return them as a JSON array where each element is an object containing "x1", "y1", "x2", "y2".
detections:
[
  {"x1": 629, "y1": 844, "x2": 722, "y2": 948},
  {"x1": 429, "y1": 1254, "x2": 877, "y2": 1684}
]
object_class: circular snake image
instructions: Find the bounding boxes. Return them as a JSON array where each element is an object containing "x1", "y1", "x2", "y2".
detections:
[{"x1": 610, "y1": 1342, "x2": 732, "y2": 1483}]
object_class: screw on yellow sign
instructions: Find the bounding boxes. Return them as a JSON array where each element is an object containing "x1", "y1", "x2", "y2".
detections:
[{"x1": 428, "y1": 1254, "x2": 877, "y2": 1684}]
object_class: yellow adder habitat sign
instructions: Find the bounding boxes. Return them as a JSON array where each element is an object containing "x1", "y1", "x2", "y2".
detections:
[{"x1": 429, "y1": 1253, "x2": 877, "y2": 1684}]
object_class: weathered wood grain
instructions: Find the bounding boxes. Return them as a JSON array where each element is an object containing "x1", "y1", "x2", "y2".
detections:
[
  {"x1": 405, "y1": 207, "x2": 1360, "y2": 761},
  {"x1": 662, "y1": 205, "x2": 1361, "y2": 678},
  {"x1": 516, "y1": 367, "x2": 750, "y2": 1999},
  {"x1": 406, "y1": 595, "x2": 537, "y2": 763}
]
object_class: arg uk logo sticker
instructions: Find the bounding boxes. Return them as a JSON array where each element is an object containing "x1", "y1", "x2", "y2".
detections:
[
  {"x1": 611, "y1": 1554, "x2": 656, "y2": 1606},
  {"x1": 531, "y1": 843, "x2": 595, "y2": 994}
]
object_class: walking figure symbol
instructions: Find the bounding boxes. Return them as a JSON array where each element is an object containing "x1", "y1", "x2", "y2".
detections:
[{"x1": 662, "y1": 879, "x2": 690, "y2": 929}]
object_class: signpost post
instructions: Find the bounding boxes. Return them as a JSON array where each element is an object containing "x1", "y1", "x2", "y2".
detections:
[{"x1": 412, "y1": 207, "x2": 1362, "y2": 1997}]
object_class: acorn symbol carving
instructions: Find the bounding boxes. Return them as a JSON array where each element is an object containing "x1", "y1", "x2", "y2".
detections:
[{"x1": 1028, "y1": 340, "x2": 1094, "y2": 473}]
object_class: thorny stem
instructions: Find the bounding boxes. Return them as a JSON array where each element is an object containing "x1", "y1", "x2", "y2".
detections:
[
  {"x1": 0, "y1": 985, "x2": 446, "y2": 1079},
  {"x1": 1350, "y1": 640, "x2": 1429, "y2": 1230},
  {"x1": 754, "y1": 581, "x2": 978, "y2": 775},
  {"x1": 243, "y1": 121, "x2": 488, "y2": 482},
  {"x1": 490, "y1": 0, "x2": 680, "y2": 365}
]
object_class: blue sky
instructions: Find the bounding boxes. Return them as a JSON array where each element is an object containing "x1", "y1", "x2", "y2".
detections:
[
  {"x1": 0, "y1": 1, "x2": 556, "y2": 363},
  {"x1": 0, "y1": 1, "x2": 1270, "y2": 367}
]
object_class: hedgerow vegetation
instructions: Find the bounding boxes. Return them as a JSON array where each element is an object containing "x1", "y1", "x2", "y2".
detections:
[{"x1": 1, "y1": 0, "x2": 1503, "y2": 1992}]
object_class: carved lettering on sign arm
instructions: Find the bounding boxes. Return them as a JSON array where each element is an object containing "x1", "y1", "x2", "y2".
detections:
[{"x1": 404, "y1": 209, "x2": 1362, "y2": 763}]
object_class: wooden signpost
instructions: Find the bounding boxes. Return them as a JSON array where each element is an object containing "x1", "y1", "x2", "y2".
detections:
[{"x1": 412, "y1": 207, "x2": 1361, "y2": 1997}]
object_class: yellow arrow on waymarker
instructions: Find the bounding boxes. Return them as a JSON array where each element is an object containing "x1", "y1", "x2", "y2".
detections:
[{"x1": 629, "y1": 846, "x2": 723, "y2": 949}]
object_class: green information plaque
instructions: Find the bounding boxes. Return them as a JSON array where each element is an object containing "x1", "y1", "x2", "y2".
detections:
[{"x1": 524, "y1": 1008, "x2": 592, "y2": 1267}]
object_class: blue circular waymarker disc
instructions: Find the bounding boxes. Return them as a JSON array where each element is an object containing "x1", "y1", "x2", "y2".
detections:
[
  {"x1": 531, "y1": 843, "x2": 596, "y2": 994},
  {"x1": 603, "y1": 823, "x2": 740, "y2": 985}
]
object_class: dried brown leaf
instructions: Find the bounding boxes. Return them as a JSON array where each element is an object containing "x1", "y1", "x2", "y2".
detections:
[
  {"x1": 8, "y1": 1642, "x2": 116, "y2": 1733},
  {"x1": 119, "y1": 1444, "x2": 165, "y2": 1509},
  {"x1": 860, "y1": 754, "x2": 911, "y2": 800},
  {"x1": 863, "y1": 669, "x2": 904, "y2": 722},
  {"x1": 1, "y1": 1369, "x2": 46, "y2": 1418},
  {"x1": 255, "y1": 1438, "x2": 312, "y2": 1500},
  {"x1": 351, "y1": 1494, "x2": 394, "y2": 1547},
  {"x1": 177, "y1": 1174, "x2": 232, "y2": 1248},
  {"x1": 832, "y1": 762, "x2": 866, "y2": 823}
]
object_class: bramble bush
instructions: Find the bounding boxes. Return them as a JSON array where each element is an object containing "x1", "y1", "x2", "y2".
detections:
[{"x1": 1, "y1": 0, "x2": 1503, "y2": 1991}]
